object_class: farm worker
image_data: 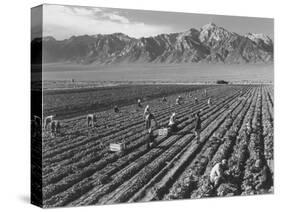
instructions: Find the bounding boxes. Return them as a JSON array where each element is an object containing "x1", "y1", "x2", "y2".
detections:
[
  {"x1": 176, "y1": 96, "x2": 182, "y2": 105},
  {"x1": 144, "y1": 105, "x2": 158, "y2": 132},
  {"x1": 210, "y1": 159, "x2": 228, "y2": 188},
  {"x1": 137, "y1": 99, "x2": 142, "y2": 108},
  {"x1": 204, "y1": 89, "x2": 207, "y2": 96},
  {"x1": 50, "y1": 120, "x2": 61, "y2": 137},
  {"x1": 207, "y1": 98, "x2": 212, "y2": 107},
  {"x1": 194, "y1": 97, "x2": 198, "y2": 104},
  {"x1": 44, "y1": 115, "x2": 56, "y2": 130},
  {"x1": 176, "y1": 97, "x2": 180, "y2": 105},
  {"x1": 168, "y1": 112, "x2": 178, "y2": 133},
  {"x1": 87, "y1": 114, "x2": 97, "y2": 128},
  {"x1": 114, "y1": 105, "x2": 119, "y2": 113},
  {"x1": 250, "y1": 159, "x2": 271, "y2": 190},
  {"x1": 194, "y1": 112, "x2": 202, "y2": 143}
]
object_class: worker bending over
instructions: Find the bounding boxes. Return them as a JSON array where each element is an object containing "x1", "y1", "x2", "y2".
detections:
[
  {"x1": 210, "y1": 159, "x2": 228, "y2": 188},
  {"x1": 168, "y1": 112, "x2": 178, "y2": 133}
]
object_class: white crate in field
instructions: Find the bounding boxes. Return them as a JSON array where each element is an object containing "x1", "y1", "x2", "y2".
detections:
[
  {"x1": 110, "y1": 143, "x2": 125, "y2": 152},
  {"x1": 158, "y1": 128, "x2": 169, "y2": 136}
]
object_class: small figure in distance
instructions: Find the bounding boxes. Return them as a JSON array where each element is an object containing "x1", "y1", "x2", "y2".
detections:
[
  {"x1": 210, "y1": 159, "x2": 228, "y2": 188},
  {"x1": 207, "y1": 97, "x2": 212, "y2": 107},
  {"x1": 162, "y1": 97, "x2": 167, "y2": 102},
  {"x1": 44, "y1": 115, "x2": 56, "y2": 130},
  {"x1": 87, "y1": 114, "x2": 97, "y2": 136},
  {"x1": 87, "y1": 114, "x2": 97, "y2": 128},
  {"x1": 194, "y1": 97, "x2": 198, "y2": 104},
  {"x1": 194, "y1": 112, "x2": 201, "y2": 143},
  {"x1": 50, "y1": 120, "x2": 61, "y2": 138},
  {"x1": 204, "y1": 89, "x2": 207, "y2": 96},
  {"x1": 114, "y1": 105, "x2": 119, "y2": 113},
  {"x1": 176, "y1": 96, "x2": 182, "y2": 105},
  {"x1": 168, "y1": 112, "x2": 178, "y2": 134},
  {"x1": 137, "y1": 99, "x2": 142, "y2": 108},
  {"x1": 178, "y1": 95, "x2": 182, "y2": 101}
]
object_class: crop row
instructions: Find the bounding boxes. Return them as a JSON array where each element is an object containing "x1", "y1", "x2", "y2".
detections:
[
  {"x1": 163, "y1": 87, "x2": 255, "y2": 200},
  {"x1": 42, "y1": 85, "x2": 246, "y2": 204}
]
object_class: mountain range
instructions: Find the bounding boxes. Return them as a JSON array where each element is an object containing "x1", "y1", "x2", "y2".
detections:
[{"x1": 31, "y1": 23, "x2": 273, "y2": 64}]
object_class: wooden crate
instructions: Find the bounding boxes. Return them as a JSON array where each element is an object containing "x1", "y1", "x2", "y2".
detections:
[
  {"x1": 109, "y1": 143, "x2": 125, "y2": 152},
  {"x1": 158, "y1": 128, "x2": 169, "y2": 136}
]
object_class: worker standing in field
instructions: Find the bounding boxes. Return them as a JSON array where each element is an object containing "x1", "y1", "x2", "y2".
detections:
[
  {"x1": 195, "y1": 97, "x2": 198, "y2": 104},
  {"x1": 137, "y1": 99, "x2": 142, "y2": 108},
  {"x1": 114, "y1": 105, "x2": 119, "y2": 113},
  {"x1": 204, "y1": 89, "x2": 207, "y2": 96},
  {"x1": 207, "y1": 97, "x2": 212, "y2": 107},
  {"x1": 168, "y1": 112, "x2": 178, "y2": 133},
  {"x1": 194, "y1": 112, "x2": 201, "y2": 143},
  {"x1": 210, "y1": 159, "x2": 228, "y2": 188},
  {"x1": 144, "y1": 105, "x2": 158, "y2": 132},
  {"x1": 176, "y1": 97, "x2": 180, "y2": 105}
]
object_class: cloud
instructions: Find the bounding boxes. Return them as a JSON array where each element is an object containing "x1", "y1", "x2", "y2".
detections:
[
  {"x1": 43, "y1": 5, "x2": 172, "y2": 40},
  {"x1": 102, "y1": 13, "x2": 130, "y2": 24}
]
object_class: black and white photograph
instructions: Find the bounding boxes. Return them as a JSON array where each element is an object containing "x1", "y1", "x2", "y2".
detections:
[{"x1": 30, "y1": 3, "x2": 274, "y2": 208}]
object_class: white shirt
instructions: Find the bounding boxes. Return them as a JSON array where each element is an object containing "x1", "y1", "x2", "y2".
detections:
[
  {"x1": 168, "y1": 115, "x2": 176, "y2": 126},
  {"x1": 210, "y1": 163, "x2": 223, "y2": 180}
]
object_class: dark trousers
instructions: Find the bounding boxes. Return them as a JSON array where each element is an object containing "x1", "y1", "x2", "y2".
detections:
[
  {"x1": 146, "y1": 133, "x2": 154, "y2": 149},
  {"x1": 145, "y1": 119, "x2": 151, "y2": 129},
  {"x1": 169, "y1": 124, "x2": 178, "y2": 133}
]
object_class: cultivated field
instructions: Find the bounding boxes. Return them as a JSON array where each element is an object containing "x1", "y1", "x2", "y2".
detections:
[{"x1": 40, "y1": 84, "x2": 274, "y2": 207}]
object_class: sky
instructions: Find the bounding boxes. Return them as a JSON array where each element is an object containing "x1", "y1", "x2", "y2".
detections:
[{"x1": 40, "y1": 4, "x2": 274, "y2": 40}]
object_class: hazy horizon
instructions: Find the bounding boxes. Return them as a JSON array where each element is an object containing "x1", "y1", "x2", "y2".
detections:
[{"x1": 42, "y1": 63, "x2": 274, "y2": 83}]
